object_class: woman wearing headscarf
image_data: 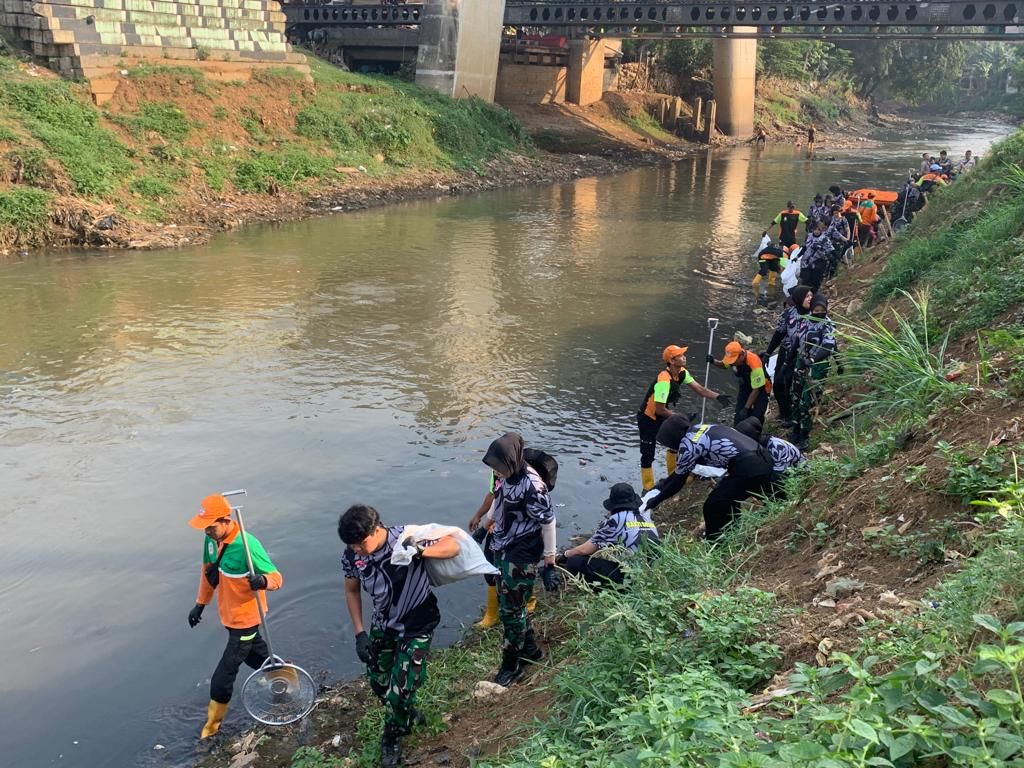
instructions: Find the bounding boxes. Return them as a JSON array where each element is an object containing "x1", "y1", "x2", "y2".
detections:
[{"x1": 482, "y1": 432, "x2": 556, "y2": 687}]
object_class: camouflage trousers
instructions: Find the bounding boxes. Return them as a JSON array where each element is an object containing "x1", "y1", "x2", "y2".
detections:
[
  {"x1": 793, "y1": 361, "x2": 829, "y2": 435},
  {"x1": 367, "y1": 627, "x2": 432, "y2": 734},
  {"x1": 495, "y1": 555, "x2": 537, "y2": 652}
]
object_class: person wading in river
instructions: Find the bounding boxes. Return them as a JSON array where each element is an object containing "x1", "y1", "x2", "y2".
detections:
[
  {"x1": 768, "y1": 201, "x2": 808, "y2": 249},
  {"x1": 637, "y1": 345, "x2": 732, "y2": 492},
  {"x1": 340, "y1": 503, "x2": 460, "y2": 768},
  {"x1": 186, "y1": 493, "x2": 282, "y2": 740}
]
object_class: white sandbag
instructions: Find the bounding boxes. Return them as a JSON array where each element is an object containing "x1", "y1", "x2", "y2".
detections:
[
  {"x1": 391, "y1": 524, "x2": 498, "y2": 586},
  {"x1": 751, "y1": 233, "x2": 771, "y2": 260}
]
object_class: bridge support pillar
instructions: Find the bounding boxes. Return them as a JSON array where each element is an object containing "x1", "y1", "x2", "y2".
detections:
[
  {"x1": 415, "y1": 0, "x2": 505, "y2": 102},
  {"x1": 567, "y1": 39, "x2": 604, "y2": 106},
  {"x1": 712, "y1": 30, "x2": 757, "y2": 137}
]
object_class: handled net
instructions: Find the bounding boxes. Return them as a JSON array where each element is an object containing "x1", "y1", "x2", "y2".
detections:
[{"x1": 241, "y1": 655, "x2": 317, "y2": 726}]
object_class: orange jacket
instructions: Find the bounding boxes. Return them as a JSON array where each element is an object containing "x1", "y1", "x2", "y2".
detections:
[{"x1": 196, "y1": 522, "x2": 283, "y2": 629}]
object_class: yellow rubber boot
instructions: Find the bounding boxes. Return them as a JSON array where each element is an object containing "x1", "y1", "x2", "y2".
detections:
[
  {"x1": 751, "y1": 273, "x2": 762, "y2": 300},
  {"x1": 666, "y1": 450, "x2": 677, "y2": 475},
  {"x1": 767, "y1": 270, "x2": 779, "y2": 300},
  {"x1": 641, "y1": 467, "x2": 655, "y2": 492},
  {"x1": 526, "y1": 593, "x2": 537, "y2": 615},
  {"x1": 474, "y1": 585, "x2": 500, "y2": 629},
  {"x1": 200, "y1": 700, "x2": 229, "y2": 739}
]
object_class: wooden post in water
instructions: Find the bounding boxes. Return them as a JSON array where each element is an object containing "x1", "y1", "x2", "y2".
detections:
[
  {"x1": 703, "y1": 99, "x2": 717, "y2": 143},
  {"x1": 692, "y1": 97, "x2": 703, "y2": 138}
]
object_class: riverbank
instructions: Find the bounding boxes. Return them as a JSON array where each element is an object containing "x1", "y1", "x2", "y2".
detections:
[
  {"x1": 0, "y1": 48, "x2": 881, "y2": 256},
  {"x1": 197, "y1": 130, "x2": 1024, "y2": 768}
]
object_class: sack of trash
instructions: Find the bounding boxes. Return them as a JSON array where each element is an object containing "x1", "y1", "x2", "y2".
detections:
[{"x1": 391, "y1": 524, "x2": 498, "y2": 586}]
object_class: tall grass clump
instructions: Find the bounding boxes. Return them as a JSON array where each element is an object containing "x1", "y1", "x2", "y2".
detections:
[
  {"x1": 0, "y1": 187, "x2": 50, "y2": 245},
  {"x1": 0, "y1": 80, "x2": 132, "y2": 196},
  {"x1": 836, "y1": 290, "x2": 966, "y2": 417}
]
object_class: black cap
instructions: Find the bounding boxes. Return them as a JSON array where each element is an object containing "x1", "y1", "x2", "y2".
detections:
[
  {"x1": 814, "y1": 193, "x2": 823, "y2": 201},
  {"x1": 603, "y1": 483, "x2": 643, "y2": 512}
]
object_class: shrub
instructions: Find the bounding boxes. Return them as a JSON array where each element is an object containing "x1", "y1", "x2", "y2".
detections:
[{"x1": 0, "y1": 187, "x2": 50, "y2": 244}]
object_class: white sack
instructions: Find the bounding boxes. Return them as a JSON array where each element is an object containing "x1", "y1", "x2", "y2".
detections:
[{"x1": 391, "y1": 524, "x2": 498, "y2": 586}]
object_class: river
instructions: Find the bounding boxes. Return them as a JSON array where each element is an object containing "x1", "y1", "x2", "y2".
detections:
[{"x1": 0, "y1": 117, "x2": 1012, "y2": 767}]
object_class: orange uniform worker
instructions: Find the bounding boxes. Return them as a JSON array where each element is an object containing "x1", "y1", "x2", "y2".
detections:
[
  {"x1": 708, "y1": 341, "x2": 772, "y2": 426},
  {"x1": 186, "y1": 494, "x2": 283, "y2": 739},
  {"x1": 637, "y1": 345, "x2": 732, "y2": 491}
]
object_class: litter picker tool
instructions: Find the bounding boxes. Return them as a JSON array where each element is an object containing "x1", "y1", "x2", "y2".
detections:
[
  {"x1": 700, "y1": 317, "x2": 719, "y2": 423},
  {"x1": 222, "y1": 489, "x2": 316, "y2": 726}
]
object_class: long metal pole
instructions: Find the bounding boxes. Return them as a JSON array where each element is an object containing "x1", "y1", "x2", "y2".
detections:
[
  {"x1": 701, "y1": 317, "x2": 719, "y2": 423},
  {"x1": 232, "y1": 504, "x2": 278, "y2": 662}
]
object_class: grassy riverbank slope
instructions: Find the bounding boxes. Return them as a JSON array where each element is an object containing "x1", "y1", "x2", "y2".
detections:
[
  {"x1": 201, "y1": 130, "x2": 1024, "y2": 768},
  {"x1": 0, "y1": 50, "x2": 635, "y2": 253}
]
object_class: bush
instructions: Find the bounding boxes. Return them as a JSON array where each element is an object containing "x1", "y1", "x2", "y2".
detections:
[
  {"x1": 234, "y1": 148, "x2": 334, "y2": 193},
  {"x1": 0, "y1": 187, "x2": 50, "y2": 244},
  {"x1": 129, "y1": 176, "x2": 175, "y2": 199},
  {"x1": 0, "y1": 79, "x2": 132, "y2": 196},
  {"x1": 112, "y1": 101, "x2": 191, "y2": 142}
]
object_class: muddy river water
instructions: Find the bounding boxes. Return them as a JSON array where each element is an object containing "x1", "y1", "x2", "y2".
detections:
[{"x1": 0, "y1": 118, "x2": 1012, "y2": 767}]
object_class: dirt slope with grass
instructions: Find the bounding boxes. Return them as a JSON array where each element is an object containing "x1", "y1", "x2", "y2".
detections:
[
  {"x1": 198, "y1": 131, "x2": 1024, "y2": 768},
  {"x1": 0, "y1": 51, "x2": 719, "y2": 255}
]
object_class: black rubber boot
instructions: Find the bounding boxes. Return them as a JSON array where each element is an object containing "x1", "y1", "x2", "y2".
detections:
[
  {"x1": 402, "y1": 708, "x2": 427, "y2": 735},
  {"x1": 494, "y1": 647, "x2": 523, "y2": 687},
  {"x1": 380, "y1": 728, "x2": 402, "y2": 768},
  {"x1": 520, "y1": 629, "x2": 544, "y2": 664}
]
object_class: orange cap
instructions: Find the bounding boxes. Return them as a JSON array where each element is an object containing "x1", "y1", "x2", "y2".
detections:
[
  {"x1": 188, "y1": 494, "x2": 233, "y2": 530},
  {"x1": 662, "y1": 344, "x2": 689, "y2": 363},
  {"x1": 722, "y1": 341, "x2": 743, "y2": 365}
]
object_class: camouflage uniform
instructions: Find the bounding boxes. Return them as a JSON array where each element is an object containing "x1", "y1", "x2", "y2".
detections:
[{"x1": 367, "y1": 628, "x2": 431, "y2": 734}]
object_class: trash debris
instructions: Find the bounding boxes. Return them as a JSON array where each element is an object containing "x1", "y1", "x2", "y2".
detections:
[
  {"x1": 825, "y1": 577, "x2": 865, "y2": 599},
  {"x1": 472, "y1": 680, "x2": 509, "y2": 700}
]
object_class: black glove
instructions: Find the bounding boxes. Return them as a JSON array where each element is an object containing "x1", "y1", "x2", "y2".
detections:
[
  {"x1": 555, "y1": 551, "x2": 568, "y2": 566},
  {"x1": 705, "y1": 354, "x2": 716, "y2": 364},
  {"x1": 760, "y1": 351, "x2": 771, "y2": 362},
  {"x1": 247, "y1": 573, "x2": 268, "y2": 591},
  {"x1": 542, "y1": 563, "x2": 562, "y2": 593},
  {"x1": 355, "y1": 631, "x2": 372, "y2": 664},
  {"x1": 716, "y1": 393, "x2": 734, "y2": 407},
  {"x1": 188, "y1": 604, "x2": 204, "y2": 628},
  {"x1": 401, "y1": 536, "x2": 424, "y2": 561}
]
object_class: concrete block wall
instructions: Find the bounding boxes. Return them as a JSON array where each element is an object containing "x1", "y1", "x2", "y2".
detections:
[
  {"x1": 495, "y1": 63, "x2": 566, "y2": 105},
  {"x1": 0, "y1": 0, "x2": 306, "y2": 101}
]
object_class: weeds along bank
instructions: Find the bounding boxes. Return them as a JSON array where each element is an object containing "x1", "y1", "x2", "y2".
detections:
[{"x1": 0, "y1": 53, "x2": 539, "y2": 252}]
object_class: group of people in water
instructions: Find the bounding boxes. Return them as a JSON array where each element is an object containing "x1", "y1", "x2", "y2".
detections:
[{"x1": 181, "y1": 146, "x2": 973, "y2": 768}]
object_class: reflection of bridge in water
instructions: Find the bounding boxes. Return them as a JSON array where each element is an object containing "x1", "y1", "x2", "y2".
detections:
[{"x1": 285, "y1": 1, "x2": 1024, "y2": 39}]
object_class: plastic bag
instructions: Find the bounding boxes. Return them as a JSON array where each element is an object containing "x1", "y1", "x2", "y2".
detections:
[
  {"x1": 391, "y1": 524, "x2": 498, "y2": 586},
  {"x1": 751, "y1": 233, "x2": 771, "y2": 260},
  {"x1": 781, "y1": 249, "x2": 802, "y2": 295}
]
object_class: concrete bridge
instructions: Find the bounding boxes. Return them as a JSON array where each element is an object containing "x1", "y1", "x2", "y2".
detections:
[{"x1": 286, "y1": 0, "x2": 1024, "y2": 137}]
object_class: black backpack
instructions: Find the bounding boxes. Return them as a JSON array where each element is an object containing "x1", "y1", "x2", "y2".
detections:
[{"x1": 523, "y1": 448, "x2": 559, "y2": 491}]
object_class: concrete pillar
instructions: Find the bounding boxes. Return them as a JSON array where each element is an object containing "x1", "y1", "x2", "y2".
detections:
[
  {"x1": 416, "y1": 0, "x2": 505, "y2": 102},
  {"x1": 566, "y1": 39, "x2": 604, "y2": 106},
  {"x1": 712, "y1": 28, "x2": 757, "y2": 137}
]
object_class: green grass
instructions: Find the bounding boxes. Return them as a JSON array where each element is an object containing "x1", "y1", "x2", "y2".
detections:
[
  {"x1": 110, "y1": 101, "x2": 192, "y2": 142},
  {"x1": 234, "y1": 147, "x2": 336, "y2": 193},
  {"x1": 0, "y1": 79, "x2": 133, "y2": 197},
  {"x1": 129, "y1": 175, "x2": 175, "y2": 199},
  {"x1": 0, "y1": 187, "x2": 51, "y2": 244}
]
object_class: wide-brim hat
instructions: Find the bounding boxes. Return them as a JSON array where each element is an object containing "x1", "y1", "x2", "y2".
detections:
[{"x1": 603, "y1": 482, "x2": 643, "y2": 512}]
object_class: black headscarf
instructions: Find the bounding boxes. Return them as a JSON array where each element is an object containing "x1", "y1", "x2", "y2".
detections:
[
  {"x1": 483, "y1": 432, "x2": 526, "y2": 478},
  {"x1": 735, "y1": 416, "x2": 763, "y2": 441},
  {"x1": 790, "y1": 285, "x2": 813, "y2": 315},
  {"x1": 656, "y1": 414, "x2": 692, "y2": 450},
  {"x1": 811, "y1": 293, "x2": 829, "y2": 316}
]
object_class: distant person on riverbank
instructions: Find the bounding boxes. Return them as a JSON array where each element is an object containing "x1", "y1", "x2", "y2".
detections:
[
  {"x1": 857, "y1": 193, "x2": 880, "y2": 248},
  {"x1": 807, "y1": 123, "x2": 816, "y2": 157},
  {"x1": 808, "y1": 193, "x2": 829, "y2": 232},
  {"x1": 750, "y1": 125, "x2": 767, "y2": 147},
  {"x1": 644, "y1": 415, "x2": 772, "y2": 539},
  {"x1": 957, "y1": 149, "x2": 977, "y2": 174},
  {"x1": 557, "y1": 483, "x2": 659, "y2": 586},
  {"x1": 920, "y1": 152, "x2": 933, "y2": 175},
  {"x1": 339, "y1": 504, "x2": 460, "y2": 768},
  {"x1": 937, "y1": 150, "x2": 953, "y2": 176},
  {"x1": 790, "y1": 294, "x2": 839, "y2": 449},
  {"x1": 637, "y1": 345, "x2": 732, "y2": 492},
  {"x1": 482, "y1": 433, "x2": 556, "y2": 687},
  {"x1": 707, "y1": 340, "x2": 771, "y2": 425},
  {"x1": 769, "y1": 201, "x2": 808, "y2": 248},
  {"x1": 763, "y1": 285, "x2": 813, "y2": 428},
  {"x1": 186, "y1": 494, "x2": 283, "y2": 740}
]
